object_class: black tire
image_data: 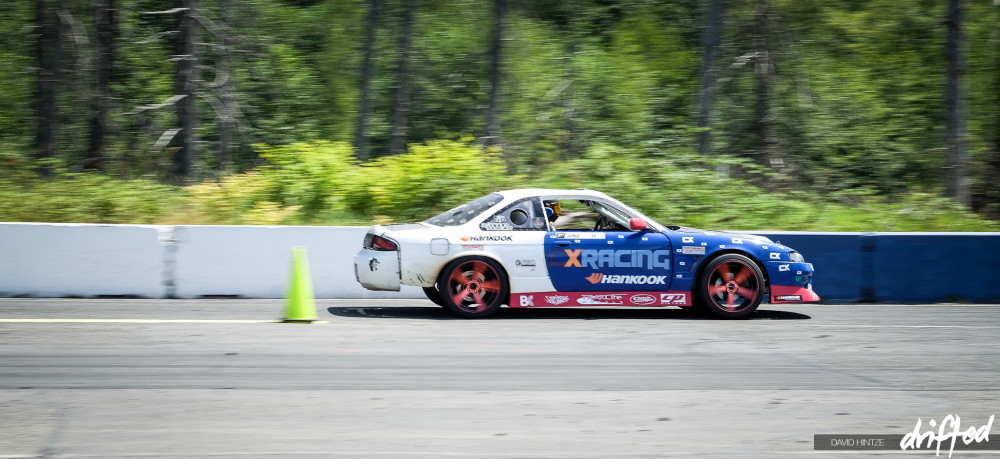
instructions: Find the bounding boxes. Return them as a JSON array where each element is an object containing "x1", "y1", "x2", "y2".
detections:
[
  {"x1": 698, "y1": 254, "x2": 765, "y2": 319},
  {"x1": 437, "y1": 256, "x2": 508, "y2": 318},
  {"x1": 422, "y1": 285, "x2": 445, "y2": 307}
]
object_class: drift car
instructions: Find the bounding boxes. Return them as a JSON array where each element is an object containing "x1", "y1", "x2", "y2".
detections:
[{"x1": 354, "y1": 189, "x2": 818, "y2": 319}]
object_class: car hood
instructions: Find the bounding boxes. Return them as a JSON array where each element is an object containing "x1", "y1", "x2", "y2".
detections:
[{"x1": 666, "y1": 226, "x2": 774, "y2": 245}]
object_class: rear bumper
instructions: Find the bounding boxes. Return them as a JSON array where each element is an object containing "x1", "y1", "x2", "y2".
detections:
[{"x1": 353, "y1": 249, "x2": 401, "y2": 291}]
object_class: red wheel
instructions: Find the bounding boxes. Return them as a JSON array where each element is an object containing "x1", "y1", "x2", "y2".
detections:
[
  {"x1": 698, "y1": 254, "x2": 764, "y2": 319},
  {"x1": 437, "y1": 257, "x2": 508, "y2": 318}
]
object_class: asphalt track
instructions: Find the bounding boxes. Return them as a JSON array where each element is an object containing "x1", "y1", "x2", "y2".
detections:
[{"x1": 1, "y1": 299, "x2": 999, "y2": 458}]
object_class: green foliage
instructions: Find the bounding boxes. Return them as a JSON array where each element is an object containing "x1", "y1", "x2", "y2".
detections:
[
  {"x1": 528, "y1": 145, "x2": 1000, "y2": 232},
  {"x1": 1, "y1": 141, "x2": 996, "y2": 231},
  {"x1": 0, "y1": 163, "x2": 183, "y2": 224},
  {"x1": 4, "y1": 0, "x2": 1000, "y2": 230},
  {"x1": 176, "y1": 139, "x2": 512, "y2": 225}
]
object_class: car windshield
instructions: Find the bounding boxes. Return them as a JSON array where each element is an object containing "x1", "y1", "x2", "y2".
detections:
[{"x1": 423, "y1": 193, "x2": 505, "y2": 227}]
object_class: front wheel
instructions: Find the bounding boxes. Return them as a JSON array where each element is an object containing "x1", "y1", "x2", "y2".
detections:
[
  {"x1": 437, "y1": 256, "x2": 508, "y2": 318},
  {"x1": 698, "y1": 254, "x2": 765, "y2": 319}
]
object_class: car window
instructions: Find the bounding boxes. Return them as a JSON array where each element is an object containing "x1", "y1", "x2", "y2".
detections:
[
  {"x1": 424, "y1": 193, "x2": 504, "y2": 227},
  {"x1": 590, "y1": 200, "x2": 632, "y2": 227},
  {"x1": 481, "y1": 198, "x2": 547, "y2": 231}
]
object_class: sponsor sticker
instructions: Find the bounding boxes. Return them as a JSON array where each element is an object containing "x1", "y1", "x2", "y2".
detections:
[
  {"x1": 775, "y1": 295, "x2": 802, "y2": 301},
  {"x1": 545, "y1": 295, "x2": 570, "y2": 305},
  {"x1": 682, "y1": 236, "x2": 694, "y2": 243},
  {"x1": 661, "y1": 293, "x2": 687, "y2": 305},
  {"x1": 770, "y1": 252, "x2": 781, "y2": 260},
  {"x1": 559, "y1": 249, "x2": 671, "y2": 269},
  {"x1": 779, "y1": 264, "x2": 790, "y2": 272},
  {"x1": 461, "y1": 244, "x2": 484, "y2": 251},
  {"x1": 462, "y1": 235, "x2": 513, "y2": 242},
  {"x1": 578, "y1": 294, "x2": 624, "y2": 305},
  {"x1": 556, "y1": 232, "x2": 606, "y2": 239},
  {"x1": 630, "y1": 294, "x2": 657, "y2": 306},
  {"x1": 586, "y1": 273, "x2": 668, "y2": 285},
  {"x1": 519, "y1": 295, "x2": 535, "y2": 306},
  {"x1": 681, "y1": 246, "x2": 706, "y2": 255},
  {"x1": 515, "y1": 259, "x2": 537, "y2": 267},
  {"x1": 481, "y1": 222, "x2": 514, "y2": 231}
]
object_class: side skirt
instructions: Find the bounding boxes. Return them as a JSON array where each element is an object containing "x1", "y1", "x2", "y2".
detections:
[{"x1": 510, "y1": 291, "x2": 692, "y2": 308}]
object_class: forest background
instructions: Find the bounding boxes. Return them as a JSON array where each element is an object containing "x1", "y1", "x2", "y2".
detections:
[{"x1": 2, "y1": 0, "x2": 1000, "y2": 231}]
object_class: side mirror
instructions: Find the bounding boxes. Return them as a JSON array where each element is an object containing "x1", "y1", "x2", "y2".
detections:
[{"x1": 629, "y1": 218, "x2": 647, "y2": 231}]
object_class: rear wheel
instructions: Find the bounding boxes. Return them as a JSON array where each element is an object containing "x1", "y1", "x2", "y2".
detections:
[
  {"x1": 422, "y1": 285, "x2": 445, "y2": 306},
  {"x1": 437, "y1": 256, "x2": 508, "y2": 318},
  {"x1": 698, "y1": 254, "x2": 764, "y2": 319}
]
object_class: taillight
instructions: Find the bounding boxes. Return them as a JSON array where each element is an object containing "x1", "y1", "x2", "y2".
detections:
[{"x1": 368, "y1": 235, "x2": 398, "y2": 251}]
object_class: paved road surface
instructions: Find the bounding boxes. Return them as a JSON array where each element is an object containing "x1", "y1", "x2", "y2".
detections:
[{"x1": 1, "y1": 299, "x2": 998, "y2": 458}]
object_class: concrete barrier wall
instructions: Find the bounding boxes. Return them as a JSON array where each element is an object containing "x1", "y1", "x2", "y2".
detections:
[
  {"x1": 0, "y1": 223, "x2": 422, "y2": 299},
  {"x1": 0, "y1": 223, "x2": 164, "y2": 298},
  {"x1": 752, "y1": 231, "x2": 1000, "y2": 303},
  {"x1": 0, "y1": 223, "x2": 997, "y2": 302}
]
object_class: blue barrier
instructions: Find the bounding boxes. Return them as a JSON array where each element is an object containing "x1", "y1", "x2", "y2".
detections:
[{"x1": 752, "y1": 232, "x2": 1000, "y2": 303}]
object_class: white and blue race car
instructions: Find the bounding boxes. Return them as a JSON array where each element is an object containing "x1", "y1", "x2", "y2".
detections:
[{"x1": 354, "y1": 188, "x2": 818, "y2": 319}]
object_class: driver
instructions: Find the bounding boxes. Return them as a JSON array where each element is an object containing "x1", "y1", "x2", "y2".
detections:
[{"x1": 543, "y1": 200, "x2": 561, "y2": 226}]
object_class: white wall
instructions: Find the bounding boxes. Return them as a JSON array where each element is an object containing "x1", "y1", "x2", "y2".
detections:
[{"x1": 0, "y1": 223, "x2": 422, "y2": 299}]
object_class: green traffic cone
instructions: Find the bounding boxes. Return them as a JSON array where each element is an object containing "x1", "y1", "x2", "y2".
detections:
[{"x1": 283, "y1": 246, "x2": 318, "y2": 323}]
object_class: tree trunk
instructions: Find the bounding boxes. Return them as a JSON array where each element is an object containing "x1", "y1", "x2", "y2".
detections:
[
  {"x1": 697, "y1": 0, "x2": 724, "y2": 159},
  {"x1": 991, "y1": 2, "x2": 1000, "y2": 219},
  {"x1": 752, "y1": 0, "x2": 785, "y2": 188},
  {"x1": 558, "y1": 0, "x2": 579, "y2": 158},
  {"x1": 944, "y1": 0, "x2": 969, "y2": 207},
  {"x1": 86, "y1": 0, "x2": 116, "y2": 172},
  {"x1": 484, "y1": 0, "x2": 505, "y2": 148},
  {"x1": 354, "y1": 0, "x2": 379, "y2": 162},
  {"x1": 34, "y1": 0, "x2": 62, "y2": 176},
  {"x1": 389, "y1": 0, "x2": 415, "y2": 156},
  {"x1": 218, "y1": 0, "x2": 234, "y2": 171},
  {"x1": 170, "y1": 0, "x2": 197, "y2": 184}
]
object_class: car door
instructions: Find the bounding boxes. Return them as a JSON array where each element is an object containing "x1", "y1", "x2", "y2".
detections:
[{"x1": 544, "y1": 229, "x2": 672, "y2": 292}]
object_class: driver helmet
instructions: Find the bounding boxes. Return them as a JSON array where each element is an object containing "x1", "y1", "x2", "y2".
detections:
[{"x1": 543, "y1": 200, "x2": 561, "y2": 222}]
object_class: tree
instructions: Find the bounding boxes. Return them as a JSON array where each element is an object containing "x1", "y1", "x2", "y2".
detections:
[
  {"x1": 33, "y1": 0, "x2": 65, "y2": 175},
  {"x1": 86, "y1": 0, "x2": 117, "y2": 172},
  {"x1": 170, "y1": 0, "x2": 198, "y2": 184},
  {"x1": 484, "y1": 0, "x2": 505, "y2": 149},
  {"x1": 750, "y1": 0, "x2": 788, "y2": 189},
  {"x1": 696, "y1": 0, "x2": 723, "y2": 159},
  {"x1": 944, "y1": 0, "x2": 969, "y2": 207},
  {"x1": 389, "y1": 0, "x2": 416, "y2": 156},
  {"x1": 354, "y1": 0, "x2": 379, "y2": 161},
  {"x1": 217, "y1": 0, "x2": 235, "y2": 171}
]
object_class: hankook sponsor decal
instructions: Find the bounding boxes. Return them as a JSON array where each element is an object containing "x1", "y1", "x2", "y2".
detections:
[
  {"x1": 461, "y1": 235, "x2": 513, "y2": 242},
  {"x1": 585, "y1": 273, "x2": 669, "y2": 285}
]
